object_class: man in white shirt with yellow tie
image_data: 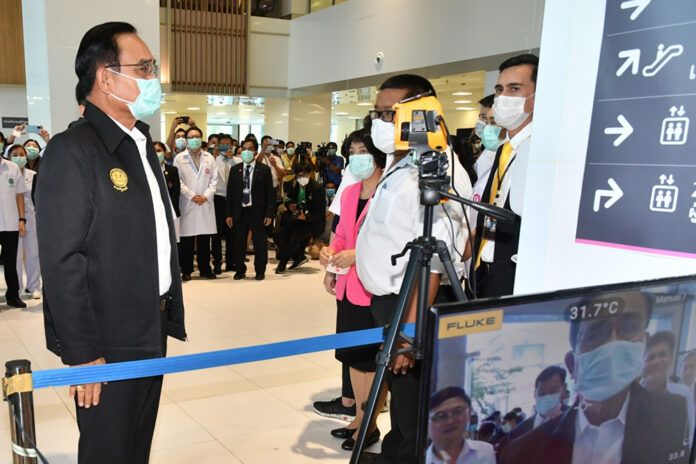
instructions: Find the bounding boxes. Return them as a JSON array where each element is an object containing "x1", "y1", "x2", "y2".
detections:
[{"x1": 473, "y1": 54, "x2": 537, "y2": 298}]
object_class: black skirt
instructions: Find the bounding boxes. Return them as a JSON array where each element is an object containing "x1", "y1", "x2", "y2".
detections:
[{"x1": 335, "y1": 298, "x2": 379, "y2": 372}]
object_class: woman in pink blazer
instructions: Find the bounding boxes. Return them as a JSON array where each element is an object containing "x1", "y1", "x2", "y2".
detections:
[{"x1": 320, "y1": 129, "x2": 387, "y2": 450}]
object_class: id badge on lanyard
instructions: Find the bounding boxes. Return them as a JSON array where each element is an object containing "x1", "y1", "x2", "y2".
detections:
[{"x1": 483, "y1": 155, "x2": 515, "y2": 243}]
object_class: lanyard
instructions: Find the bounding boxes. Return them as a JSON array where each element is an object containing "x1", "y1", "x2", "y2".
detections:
[{"x1": 495, "y1": 153, "x2": 517, "y2": 195}]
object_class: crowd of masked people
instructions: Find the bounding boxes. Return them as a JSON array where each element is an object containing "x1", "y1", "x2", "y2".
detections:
[{"x1": 153, "y1": 118, "x2": 343, "y2": 281}]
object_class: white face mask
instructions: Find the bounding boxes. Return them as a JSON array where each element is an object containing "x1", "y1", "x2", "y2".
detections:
[
  {"x1": 371, "y1": 118, "x2": 396, "y2": 154},
  {"x1": 297, "y1": 177, "x2": 309, "y2": 186},
  {"x1": 493, "y1": 93, "x2": 535, "y2": 131},
  {"x1": 474, "y1": 119, "x2": 487, "y2": 138}
]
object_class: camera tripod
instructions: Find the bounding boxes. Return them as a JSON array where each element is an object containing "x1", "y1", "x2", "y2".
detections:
[{"x1": 349, "y1": 151, "x2": 515, "y2": 463}]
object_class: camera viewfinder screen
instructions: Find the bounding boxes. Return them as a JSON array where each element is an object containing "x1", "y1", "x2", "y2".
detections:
[{"x1": 426, "y1": 276, "x2": 696, "y2": 464}]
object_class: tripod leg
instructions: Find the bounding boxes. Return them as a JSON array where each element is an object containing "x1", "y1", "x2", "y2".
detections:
[
  {"x1": 435, "y1": 240, "x2": 467, "y2": 302},
  {"x1": 349, "y1": 246, "x2": 422, "y2": 464}
]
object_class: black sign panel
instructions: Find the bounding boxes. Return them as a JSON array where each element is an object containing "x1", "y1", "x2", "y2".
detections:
[
  {"x1": 576, "y1": 0, "x2": 696, "y2": 258},
  {"x1": 2, "y1": 117, "x2": 28, "y2": 129}
]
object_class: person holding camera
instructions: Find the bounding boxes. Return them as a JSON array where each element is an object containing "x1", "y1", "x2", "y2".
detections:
[
  {"x1": 275, "y1": 161, "x2": 326, "y2": 274},
  {"x1": 318, "y1": 141, "x2": 345, "y2": 186}
]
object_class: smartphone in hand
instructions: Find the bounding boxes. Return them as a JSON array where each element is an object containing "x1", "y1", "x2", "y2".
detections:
[{"x1": 25, "y1": 125, "x2": 43, "y2": 134}]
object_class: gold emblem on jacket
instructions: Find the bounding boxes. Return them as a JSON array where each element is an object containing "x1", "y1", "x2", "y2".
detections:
[{"x1": 110, "y1": 168, "x2": 128, "y2": 192}]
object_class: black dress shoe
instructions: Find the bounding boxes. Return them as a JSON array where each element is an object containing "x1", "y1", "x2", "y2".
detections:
[
  {"x1": 7, "y1": 298, "x2": 27, "y2": 309},
  {"x1": 255, "y1": 273, "x2": 265, "y2": 281},
  {"x1": 330, "y1": 427, "x2": 356, "y2": 439},
  {"x1": 275, "y1": 262, "x2": 287, "y2": 274},
  {"x1": 200, "y1": 272, "x2": 217, "y2": 279},
  {"x1": 213, "y1": 266, "x2": 222, "y2": 275},
  {"x1": 288, "y1": 256, "x2": 308, "y2": 270},
  {"x1": 182, "y1": 274, "x2": 192, "y2": 282},
  {"x1": 233, "y1": 273, "x2": 246, "y2": 280},
  {"x1": 341, "y1": 428, "x2": 380, "y2": 451}
]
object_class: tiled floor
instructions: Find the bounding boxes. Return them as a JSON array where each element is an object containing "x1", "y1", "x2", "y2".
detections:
[{"x1": 0, "y1": 258, "x2": 389, "y2": 463}]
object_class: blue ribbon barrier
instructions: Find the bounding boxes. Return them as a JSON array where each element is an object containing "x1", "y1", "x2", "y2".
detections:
[{"x1": 31, "y1": 323, "x2": 416, "y2": 389}]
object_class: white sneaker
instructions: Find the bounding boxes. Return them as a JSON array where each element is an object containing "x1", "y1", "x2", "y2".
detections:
[{"x1": 31, "y1": 290, "x2": 41, "y2": 299}]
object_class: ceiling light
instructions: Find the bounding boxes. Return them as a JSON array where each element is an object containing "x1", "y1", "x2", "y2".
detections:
[
  {"x1": 452, "y1": 92, "x2": 472, "y2": 96},
  {"x1": 216, "y1": 112, "x2": 227, "y2": 115},
  {"x1": 335, "y1": 112, "x2": 348, "y2": 116},
  {"x1": 164, "y1": 111, "x2": 177, "y2": 114},
  {"x1": 454, "y1": 100, "x2": 472, "y2": 104},
  {"x1": 456, "y1": 107, "x2": 476, "y2": 111},
  {"x1": 187, "y1": 107, "x2": 200, "y2": 111},
  {"x1": 357, "y1": 102, "x2": 372, "y2": 106}
]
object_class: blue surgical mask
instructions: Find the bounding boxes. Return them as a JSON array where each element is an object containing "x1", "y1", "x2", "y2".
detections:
[
  {"x1": 535, "y1": 392, "x2": 561, "y2": 416},
  {"x1": 107, "y1": 68, "x2": 162, "y2": 120},
  {"x1": 501, "y1": 423, "x2": 512, "y2": 433},
  {"x1": 217, "y1": 144, "x2": 230, "y2": 152},
  {"x1": 187, "y1": 138, "x2": 202, "y2": 150},
  {"x1": 156, "y1": 151, "x2": 165, "y2": 163},
  {"x1": 573, "y1": 340, "x2": 645, "y2": 402},
  {"x1": 481, "y1": 125, "x2": 503, "y2": 151},
  {"x1": 474, "y1": 119, "x2": 487, "y2": 138},
  {"x1": 11, "y1": 156, "x2": 27, "y2": 169},
  {"x1": 175, "y1": 137, "x2": 187, "y2": 150},
  {"x1": 326, "y1": 188, "x2": 336, "y2": 197},
  {"x1": 26, "y1": 146, "x2": 40, "y2": 160},
  {"x1": 287, "y1": 148, "x2": 295, "y2": 155},
  {"x1": 349, "y1": 154, "x2": 375, "y2": 180},
  {"x1": 242, "y1": 150, "x2": 255, "y2": 163},
  {"x1": 328, "y1": 148, "x2": 337, "y2": 156}
]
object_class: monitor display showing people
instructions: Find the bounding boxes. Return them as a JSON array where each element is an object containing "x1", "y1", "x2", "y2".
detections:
[{"x1": 423, "y1": 275, "x2": 696, "y2": 464}]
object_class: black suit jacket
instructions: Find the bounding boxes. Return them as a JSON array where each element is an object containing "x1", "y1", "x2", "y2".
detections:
[
  {"x1": 284, "y1": 179, "x2": 326, "y2": 236},
  {"x1": 163, "y1": 164, "x2": 181, "y2": 217},
  {"x1": 36, "y1": 102, "x2": 186, "y2": 365},
  {"x1": 472, "y1": 143, "x2": 522, "y2": 297},
  {"x1": 226, "y1": 161, "x2": 275, "y2": 222},
  {"x1": 502, "y1": 383, "x2": 690, "y2": 464}
]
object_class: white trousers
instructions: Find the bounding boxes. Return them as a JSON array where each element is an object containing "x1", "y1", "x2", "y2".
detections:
[{"x1": 17, "y1": 228, "x2": 40, "y2": 292}]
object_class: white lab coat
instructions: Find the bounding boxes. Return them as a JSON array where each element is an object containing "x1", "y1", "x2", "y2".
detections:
[
  {"x1": 174, "y1": 149, "x2": 218, "y2": 237},
  {"x1": 17, "y1": 168, "x2": 40, "y2": 292}
]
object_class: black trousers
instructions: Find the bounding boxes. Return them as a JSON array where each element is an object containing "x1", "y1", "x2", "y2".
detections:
[
  {"x1": 211, "y1": 195, "x2": 232, "y2": 268},
  {"x1": 342, "y1": 362, "x2": 355, "y2": 400},
  {"x1": 76, "y1": 311, "x2": 168, "y2": 463},
  {"x1": 0, "y1": 231, "x2": 20, "y2": 300},
  {"x1": 370, "y1": 294, "x2": 420, "y2": 464},
  {"x1": 233, "y1": 208, "x2": 267, "y2": 275},
  {"x1": 277, "y1": 222, "x2": 311, "y2": 264},
  {"x1": 179, "y1": 234, "x2": 213, "y2": 275}
]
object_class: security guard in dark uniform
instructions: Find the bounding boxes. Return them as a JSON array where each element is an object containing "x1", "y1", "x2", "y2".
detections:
[{"x1": 36, "y1": 22, "x2": 185, "y2": 464}]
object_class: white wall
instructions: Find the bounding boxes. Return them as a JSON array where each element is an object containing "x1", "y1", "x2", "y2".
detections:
[
  {"x1": 248, "y1": 17, "x2": 289, "y2": 96},
  {"x1": 22, "y1": 0, "x2": 161, "y2": 136},
  {"x1": 0, "y1": 85, "x2": 28, "y2": 126},
  {"x1": 514, "y1": 0, "x2": 696, "y2": 294},
  {"x1": 288, "y1": 0, "x2": 544, "y2": 90},
  {"x1": 289, "y1": 92, "x2": 331, "y2": 146}
]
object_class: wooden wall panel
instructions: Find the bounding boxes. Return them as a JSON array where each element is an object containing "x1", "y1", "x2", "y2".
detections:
[
  {"x1": 0, "y1": 0, "x2": 26, "y2": 85},
  {"x1": 165, "y1": 0, "x2": 248, "y2": 94}
]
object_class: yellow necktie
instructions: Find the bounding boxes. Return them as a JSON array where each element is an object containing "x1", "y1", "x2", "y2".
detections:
[{"x1": 475, "y1": 142, "x2": 513, "y2": 269}]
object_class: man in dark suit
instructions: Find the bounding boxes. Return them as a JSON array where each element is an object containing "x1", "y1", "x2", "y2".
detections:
[
  {"x1": 502, "y1": 291, "x2": 690, "y2": 464},
  {"x1": 225, "y1": 138, "x2": 275, "y2": 280},
  {"x1": 35, "y1": 22, "x2": 185, "y2": 464},
  {"x1": 275, "y1": 161, "x2": 326, "y2": 274},
  {"x1": 155, "y1": 142, "x2": 180, "y2": 217}
]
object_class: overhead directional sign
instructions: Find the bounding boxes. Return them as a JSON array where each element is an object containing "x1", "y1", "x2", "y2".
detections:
[{"x1": 576, "y1": 0, "x2": 696, "y2": 258}]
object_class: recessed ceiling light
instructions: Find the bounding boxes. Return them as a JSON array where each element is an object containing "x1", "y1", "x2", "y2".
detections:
[
  {"x1": 216, "y1": 112, "x2": 227, "y2": 115},
  {"x1": 335, "y1": 112, "x2": 348, "y2": 116},
  {"x1": 187, "y1": 107, "x2": 200, "y2": 110},
  {"x1": 454, "y1": 100, "x2": 472, "y2": 104},
  {"x1": 456, "y1": 107, "x2": 476, "y2": 111},
  {"x1": 357, "y1": 102, "x2": 372, "y2": 106},
  {"x1": 452, "y1": 92, "x2": 472, "y2": 96},
  {"x1": 348, "y1": 116, "x2": 361, "y2": 119},
  {"x1": 164, "y1": 111, "x2": 177, "y2": 114}
]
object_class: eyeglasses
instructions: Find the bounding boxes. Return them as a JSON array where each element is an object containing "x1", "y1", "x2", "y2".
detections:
[
  {"x1": 368, "y1": 109, "x2": 397, "y2": 123},
  {"x1": 430, "y1": 406, "x2": 467, "y2": 423},
  {"x1": 107, "y1": 60, "x2": 159, "y2": 78},
  {"x1": 576, "y1": 313, "x2": 644, "y2": 351}
]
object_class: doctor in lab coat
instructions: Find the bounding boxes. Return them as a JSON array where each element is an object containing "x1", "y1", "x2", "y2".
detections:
[{"x1": 173, "y1": 127, "x2": 218, "y2": 280}]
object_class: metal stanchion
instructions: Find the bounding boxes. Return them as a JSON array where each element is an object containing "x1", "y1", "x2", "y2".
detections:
[{"x1": 3, "y1": 360, "x2": 38, "y2": 464}]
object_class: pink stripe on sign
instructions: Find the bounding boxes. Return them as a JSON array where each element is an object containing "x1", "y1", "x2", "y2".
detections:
[{"x1": 575, "y1": 238, "x2": 696, "y2": 259}]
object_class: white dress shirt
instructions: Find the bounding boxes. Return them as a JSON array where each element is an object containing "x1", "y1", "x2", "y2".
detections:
[
  {"x1": 355, "y1": 155, "x2": 466, "y2": 296},
  {"x1": 480, "y1": 123, "x2": 532, "y2": 264},
  {"x1": 260, "y1": 154, "x2": 281, "y2": 188},
  {"x1": 215, "y1": 154, "x2": 238, "y2": 197},
  {"x1": 572, "y1": 395, "x2": 629, "y2": 464},
  {"x1": 110, "y1": 118, "x2": 172, "y2": 295},
  {"x1": 241, "y1": 161, "x2": 256, "y2": 207},
  {"x1": 426, "y1": 439, "x2": 496, "y2": 464},
  {"x1": 0, "y1": 159, "x2": 27, "y2": 231}
]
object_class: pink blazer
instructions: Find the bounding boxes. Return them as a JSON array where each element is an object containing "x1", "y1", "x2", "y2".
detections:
[{"x1": 330, "y1": 182, "x2": 372, "y2": 306}]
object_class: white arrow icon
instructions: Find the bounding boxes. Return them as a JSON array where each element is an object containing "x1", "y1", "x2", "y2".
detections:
[
  {"x1": 620, "y1": 0, "x2": 651, "y2": 20},
  {"x1": 593, "y1": 178, "x2": 624, "y2": 212},
  {"x1": 617, "y1": 49, "x2": 641, "y2": 76},
  {"x1": 604, "y1": 115, "x2": 634, "y2": 147}
]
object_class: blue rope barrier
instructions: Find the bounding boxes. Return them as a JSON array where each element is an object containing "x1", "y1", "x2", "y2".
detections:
[{"x1": 31, "y1": 323, "x2": 416, "y2": 389}]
